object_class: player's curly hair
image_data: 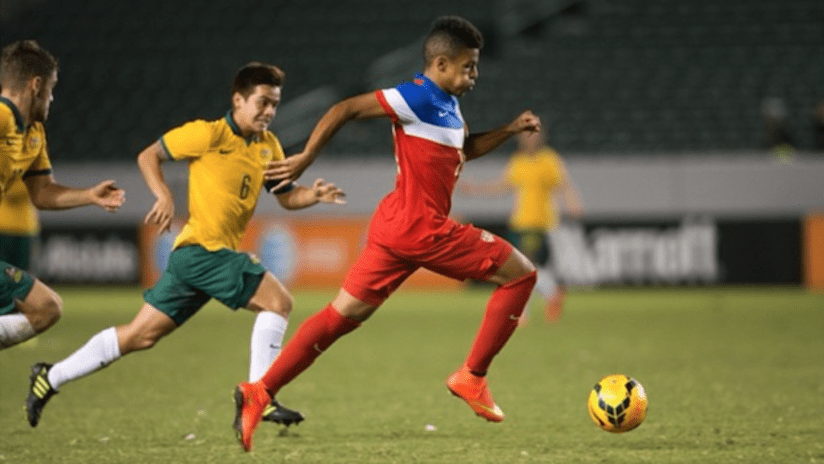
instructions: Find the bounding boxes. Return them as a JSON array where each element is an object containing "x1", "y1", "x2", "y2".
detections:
[
  {"x1": 232, "y1": 62, "x2": 285, "y2": 99},
  {"x1": 423, "y1": 16, "x2": 484, "y2": 66},
  {"x1": 0, "y1": 40, "x2": 58, "y2": 92}
]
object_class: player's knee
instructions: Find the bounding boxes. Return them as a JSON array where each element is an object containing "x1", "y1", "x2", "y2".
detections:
[
  {"x1": 118, "y1": 328, "x2": 160, "y2": 353},
  {"x1": 504, "y1": 268, "x2": 537, "y2": 289},
  {"x1": 273, "y1": 292, "x2": 294, "y2": 317},
  {"x1": 35, "y1": 292, "x2": 63, "y2": 332},
  {"x1": 129, "y1": 333, "x2": 160, "y2": 352},
  {"x1": 520, "y1": 259, "x2": 537, "y2": 276}
]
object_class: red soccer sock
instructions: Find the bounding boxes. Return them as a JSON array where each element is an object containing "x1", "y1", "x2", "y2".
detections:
[
  {"x1": 465, "y1": 271, "x2": 537, "y2": 376},
  {"x1": 257, "y1": 304, "x2": 360, "y2": 395}
]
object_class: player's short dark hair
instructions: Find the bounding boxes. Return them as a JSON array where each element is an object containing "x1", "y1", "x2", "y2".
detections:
[
  {"x1": 231, "y1": 62, "x2": 285, "y2": 99},
  {"x1": 423, "y1": 16, "x2": 484, "y2": 66},
  {"x1": 0, "y1": 40, "x2": 58, "y2": 92}
]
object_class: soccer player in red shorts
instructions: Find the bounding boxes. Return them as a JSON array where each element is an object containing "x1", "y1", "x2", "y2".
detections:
[{"x1": 233, "y1": 15, "x2": 541, "y2": 451}]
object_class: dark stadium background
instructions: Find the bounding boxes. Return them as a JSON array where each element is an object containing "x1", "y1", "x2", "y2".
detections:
[{"x1": 2, "y1": 0, "x2": 822, "y2": 289}]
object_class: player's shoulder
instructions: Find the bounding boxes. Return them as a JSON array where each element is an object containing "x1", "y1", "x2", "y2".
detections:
[
  {"x1": 259, "y1": 130, "x2": 285, "y2": 159},
  {"x1": 183, "y1": 118, "x2": 229, "y2": 145},
  {"x1": 161, "y1": 118, "x2": 220, "y2": 158},
  {"x1": 168, "y1": 118, "x2": 216, "y2": 138},
  {"x1": 0, "y1": 100, "x2": 12, "y2": 119},
  {"x1": 192, "y1": 118, "x2": 224, "y2": 133},
  {"x1": 509, "y1": 151, "x2": 531, "y2": 165},
  {"x1": 540, "y1": 148, "x2": 562, "y2": 164},
  {"x1": 0, "y1": 100, "x2": 19, "y2": 134}
]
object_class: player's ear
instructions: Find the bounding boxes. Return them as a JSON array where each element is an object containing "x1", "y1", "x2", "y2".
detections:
[
  {"x1": 231, "y1": 92, "x2": 244, "y2": 110},
  {"x1": 434, "y1": 55, "x2": 450, "y2": 73},
  {"x1": 28, "y1": 76, "x2": 43, "y2": 95}
]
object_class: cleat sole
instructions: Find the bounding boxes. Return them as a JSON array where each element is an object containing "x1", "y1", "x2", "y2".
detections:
[{"x1": 232, "y1": 387, "x2": 248, "y2": 451}]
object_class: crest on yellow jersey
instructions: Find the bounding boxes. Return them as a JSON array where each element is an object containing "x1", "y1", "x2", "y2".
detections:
[{"x1": 4, "y1": 266, "x2": 23, "y2": 283}]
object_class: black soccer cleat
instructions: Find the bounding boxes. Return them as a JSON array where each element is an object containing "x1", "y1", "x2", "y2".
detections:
[
  {"x1": 26, "y1": 362, "x2": 57, "y2": 427},
  {"x1": 261, "y1": 398, "x2": 304, "y2": 426}
]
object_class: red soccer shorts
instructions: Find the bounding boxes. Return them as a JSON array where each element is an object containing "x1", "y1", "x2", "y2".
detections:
[{"x1": 343, "y1": 223, "x2": 513, "y2": 306}]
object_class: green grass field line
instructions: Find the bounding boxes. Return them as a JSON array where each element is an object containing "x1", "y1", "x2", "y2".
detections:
[{"x1": 1, "y1": 287, "x2": 822, "y2": 463}]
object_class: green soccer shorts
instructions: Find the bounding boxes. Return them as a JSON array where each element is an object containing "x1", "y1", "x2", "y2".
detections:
[
  {"x1": 143, "y1": 246, "x2": 267, "y2": 326},
  {"x1": 0, "y1": 260, "x2": 36, "y2": 315},
  {"x1": 0, "y1": 234, "x2": 35, "y2": 271}
]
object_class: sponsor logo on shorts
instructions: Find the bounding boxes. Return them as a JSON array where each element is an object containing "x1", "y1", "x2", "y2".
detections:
[{"x1": 480, "y1": 230, "x2": 494, "y2": 243}]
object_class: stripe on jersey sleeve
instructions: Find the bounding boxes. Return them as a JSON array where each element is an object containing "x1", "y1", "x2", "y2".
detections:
[
  {"x1": 382, "y1": 88, "x2": 418, "y2": 124},
  {"x1": 375, "y1": 90, "x2": 398, "y2": 123}
]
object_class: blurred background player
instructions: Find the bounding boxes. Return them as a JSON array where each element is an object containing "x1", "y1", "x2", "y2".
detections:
[
  {"x1": 460, "y1": 128, "x2": 584, "y2": 323},
  {"x1": 233, "y1": 16, "x2": 542, "y2": 451},
  {"x1": 0, "y1": 40, "x2": 125, "y2": 350},
  {"x1": 24, "y1": 62, "x2": 345, "y2": 429},
  {"x1": 0, "y1": 177, "x2": 39, "y2": 270}
]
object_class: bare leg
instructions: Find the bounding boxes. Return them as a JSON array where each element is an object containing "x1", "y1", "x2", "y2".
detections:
[{"x1": 0, "y1": 280, "x2": 61, "y2": 349}]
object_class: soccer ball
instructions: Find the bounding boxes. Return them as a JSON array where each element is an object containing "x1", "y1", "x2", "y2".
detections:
[{"x1": 587, "y1": 374, "x2": 648, "y2": 433}]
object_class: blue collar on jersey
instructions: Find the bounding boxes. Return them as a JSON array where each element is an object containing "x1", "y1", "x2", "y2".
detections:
[
  {"x1": 0, "y1": 95, "x2": 27, "y2": 132},
  {"x1": 414, "y1": 73, "x2": 454, "y2": 103},
  {"x1": 409, "y1": 73, "x2": 462, "y2": 128},
  {"x1": 225, "y1": 110, "x2": 260, "y2": 144}
]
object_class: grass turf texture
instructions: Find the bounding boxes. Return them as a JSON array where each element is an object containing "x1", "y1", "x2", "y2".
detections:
[{"x1": 1, "y1": 287, "x2": 822, "y2": 463}]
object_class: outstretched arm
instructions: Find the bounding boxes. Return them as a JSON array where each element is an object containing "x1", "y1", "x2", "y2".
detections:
[
  {"x1": 137, "y1": 140, "x2": 175, "y2": 233},
  {"x1": 24, "y1": 174, "x2": 124, "y2": 212},
  {"x1": 265, "y1": 92, "x2": 386, "y2": 189},
  {"x1": 464, "y1": 110, "x2": 541, "y2": 161},
  {"x1": 275, "y1": 178, "x2": 346, "y2": 210}
]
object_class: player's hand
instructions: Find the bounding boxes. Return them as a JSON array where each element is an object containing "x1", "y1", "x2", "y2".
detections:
[
  {"x1": 265, "y1": 153, "x2": 313, "y2": 191},
  {"x1": 312, "y1": 178, "x2": 346, "y2": 205},
  {"x1": 509, "y1": 110, "x2": 541, "y2": 134},
  {"x1": 144, "y1": 194, "x2": 175, "y2": 234},
  {"x1": 89, "y1": 180, "x2": 125, "y2": 212}
]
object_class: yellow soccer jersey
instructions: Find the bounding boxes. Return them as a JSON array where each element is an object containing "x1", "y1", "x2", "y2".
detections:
[
  {"x1": 0, "y1": 96, "x2": 52, "y2": 196},
  {"x1": 0, "y1": 177, "x2": 39, "y2": 236},
  {"x1": 160, "y1": 113, "x2": 286, "y2": 251},
  {"x1": 506, "y1": 147, "x2": 564, "y2": 231}
]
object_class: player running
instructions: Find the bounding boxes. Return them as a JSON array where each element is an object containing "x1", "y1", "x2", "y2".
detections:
[
  {"x1": 25, "y1": 62, "x2": 345, "y2": 429},
  {"x1": 233, "y1": 16, "x2": 541, "y2": 451},
  {"x1": 1, "y1": 40, "x2": 125, "y2": 350}
]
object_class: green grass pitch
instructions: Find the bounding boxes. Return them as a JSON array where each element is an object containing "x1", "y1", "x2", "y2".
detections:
[{"x1": 1, "y1": 286, "x2": 822, "y2": 463}]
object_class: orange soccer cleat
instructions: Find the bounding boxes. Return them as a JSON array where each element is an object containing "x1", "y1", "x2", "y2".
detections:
[
  {"x1": 233, "y1": 382, "x2": 270, "y2": 452},
  {"x1": 446, "y1": 365, "x2": 504, "y2": 422}
]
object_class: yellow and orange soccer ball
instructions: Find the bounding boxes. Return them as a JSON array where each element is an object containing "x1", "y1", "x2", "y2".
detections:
[{"x1": 587, "y1": 374, "x2": 648, "y2": 433}]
